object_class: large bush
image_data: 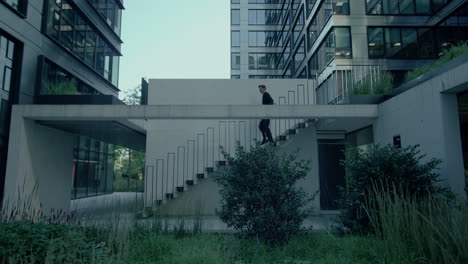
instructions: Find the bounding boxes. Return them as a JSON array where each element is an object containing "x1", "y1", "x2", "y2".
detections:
[
  {"x1": 214, "y1": 142, "x2": 311, "y2": 245},
  {"x1": 338, "y1": 144, "x2": 447, "y2": 234}
]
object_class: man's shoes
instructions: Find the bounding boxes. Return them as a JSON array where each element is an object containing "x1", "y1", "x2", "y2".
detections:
[{"x1": 261, "y1": 139, "x2": 268, "y2": 145}]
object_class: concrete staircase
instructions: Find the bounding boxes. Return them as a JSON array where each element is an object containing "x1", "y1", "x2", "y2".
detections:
[{"x1": 146, "y1": 119, "x2": 316, "y2": 215}]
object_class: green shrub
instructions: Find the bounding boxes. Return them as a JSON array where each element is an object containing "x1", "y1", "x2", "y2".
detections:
[
  {"x1": 405, "y1": 42, "x2": 468, "y2": 83},
  {"x1": 337, "y1": 144, "x2": 447, "y2": 234},
  {"x1": 348, "y1": 71, "x2": 393, "y2": 95},
  {"x1": 47, "y1": 81, "x2": 80, "y2": 95},
  {"x1": 0, "y1": 221, "x2": 96, "y2": 264},
  {"x1": 214, "y1": 142, "x2": 311, "y2": 245}
]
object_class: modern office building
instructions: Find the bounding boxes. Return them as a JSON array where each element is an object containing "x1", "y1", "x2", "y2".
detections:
[
  {"x1": 230, "y1": 1, "x2": 468, "y2": 91},
  {"x1": 0, "y1": 0, "x2": 127, "y2": 202},
  {"x1": 228, "y1": 0, "x2": 468, "y2": 210}
]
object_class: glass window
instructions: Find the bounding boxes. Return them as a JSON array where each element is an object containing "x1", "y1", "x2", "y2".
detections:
[
  {"x1": 307, "y1": 27, "x2": 317, "y2": 51},
  {"x1": 40, "y1": 59, "x2": 101, "y2": 95},
  {"x1": 335, "y1": 27, "x2": 351, "y2": 58},
  {"x1": 399, "y1": 0, "x2": 415, "y2": 14},
  {"x1": 2, "y1": 67, "x2": 12, "y2": 92},
  {"x1": 333, "y1": 0, "x2": 350, "y2": 15},
  {"x1": 249, "y1": 9, "x2": 282, "y2": 25},
  {"x1": 249, "y1": 31, "x2": 257, "y2": 46},
  {"x1": 400, "y1": 28, "x2": 418, "y2": 58},
  {"x1": 416, "y1": 0, "x2": 431, "y2": 14},
  {"x1": 1, "y1": 0, "x2": 27, "y2": 15},
  {"x1": 249, "y1": 53, "x2": 257, "y2": 70},
  {"x1": 73, "y1": 16, "x2": 86, "y2": 60},
  {"x1": 85, "y1": 30, "x2": 97, "y2": 67},
  {"x1": 72, "y1": 136, "x2": 115, "y2": 199},
  {"x1": 382, "y1": 0, "x2": 399, "y2": 14},
  {"x1": 366, "y1": 0, "x2": 382, "y2": 14},
  {"x1": 417, "y1": 28, "x2": 435, "y2": 58},
  {"x1": 385, "y1": 28, "x2": 402, "y2": 56},
  {"x1": 59, "y1": 1, "x2": 75, "y2": 51},
  {"x1": 232, "y1": 0, "x2": 240, "y2": 3},
  {"x1": 368, "y1": 27, "x2": 385, "y2": 58},
  {"x1": 231, "y1": 75, "x2": 240, "y2": 79},
  {"x1": 45, "y1": 0, "x2": 120, "y2": 86},
  {"x1": 306, "y1": 0, "x2": 317, "y2": 15},
  {"x1": 231, "y1": 52, "x2": 240, "y2": 70},
  {"x1": 257, "y1": 31, "x2": 266, "y2": 47},
  {"x1": 257, "y1": 10, "x2": 266, "y2": 24},
  {"x1": 232, "y1": 9, "x2": 240, "y2": 25},
  {"x1": 258, "y1": 54, "x2": 269, "y2": 70},
  {"x1": 293, "y1": 40, "x2": 305, "y2": 71},
  {"x1": 308, "y1": 54, "x2": 318, "y2": 77},
  {"x1": 367, "y1": 0, "x2": 453, "y2": 15},
  {"x1": 89, "y1": 0, "x2": 123, "y2": 36},
  {"x1": 232, "y1": 31, "x2": 240, "y2": 47}
]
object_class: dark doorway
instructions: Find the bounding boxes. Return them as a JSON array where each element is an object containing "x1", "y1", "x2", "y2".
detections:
[{"x1": 318, "y1": 139, "x2": 346, "y2": 210}]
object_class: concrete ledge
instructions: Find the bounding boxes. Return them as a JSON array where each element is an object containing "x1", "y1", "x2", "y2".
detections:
[{"x1": 15, "y1": 104, "x2": 379, "y2": 120}]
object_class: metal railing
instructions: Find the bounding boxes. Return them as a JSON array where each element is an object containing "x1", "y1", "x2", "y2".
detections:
[{"x1": 143, "y1": 83, "x2": 315, "y2": 207}]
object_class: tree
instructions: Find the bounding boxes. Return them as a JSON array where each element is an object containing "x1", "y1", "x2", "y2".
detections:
[
  {"x1": 214, "y1": 142, "x2": 311, "y2": 245},
  {"x1": 120, "y1": 84, "x2": 142, "y2": 105},
  {"x1": 113, "y1": 84, "x2": 145, "y2": 192}
]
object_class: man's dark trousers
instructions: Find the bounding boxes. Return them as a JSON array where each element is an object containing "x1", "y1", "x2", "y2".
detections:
[{"x1": 259, "y1": 119, "x2": 273, "y2": 143}]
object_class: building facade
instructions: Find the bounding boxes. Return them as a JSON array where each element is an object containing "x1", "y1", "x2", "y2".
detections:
[
  {"x1": 229, "y1": 0, "x2": 468, "y2": 209},
  {"x1": 231, "y1": 0, "x2": 468, "y2": 92},
  {"x1": 0, "y1": 0, "x2": 125, "y2": 201}
]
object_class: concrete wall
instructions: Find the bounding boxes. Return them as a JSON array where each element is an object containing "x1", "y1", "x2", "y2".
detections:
[
  {"x1": 145, "y1": 79, "x2": 318, "y2": 207},
  {"x1": 373, "y1": 80, "x2": 465, "y2": 195},
  {"x1": 3, "y1": 109, "x2": 75, "y2": 214}
]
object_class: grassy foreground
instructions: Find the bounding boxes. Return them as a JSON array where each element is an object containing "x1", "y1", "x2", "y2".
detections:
[{"x1": 0, "y1": 224, "x2": 384, "y2": 264}]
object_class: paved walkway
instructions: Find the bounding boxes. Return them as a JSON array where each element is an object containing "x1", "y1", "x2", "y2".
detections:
[{"x1": 70, "y1": 192, "x2": 339, "y2": 232}]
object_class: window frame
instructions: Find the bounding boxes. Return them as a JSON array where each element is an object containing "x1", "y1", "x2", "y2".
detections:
[{"x1": 0, "y1": 0, "x2": 28, "y2": 18}]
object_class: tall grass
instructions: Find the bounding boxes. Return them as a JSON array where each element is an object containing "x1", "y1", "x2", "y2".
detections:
[
  {"x1": 348, "y1": 70, "x2": 393, "y2": 95},
  {"x1": 405, "y1": 42, "x2": 468, "y2": 83},
  {"x1": 366, "y1": 187, "x2": 468, "y2": 263}
]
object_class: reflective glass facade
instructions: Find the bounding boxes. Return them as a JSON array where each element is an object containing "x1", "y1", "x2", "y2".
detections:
[
  {"x1": 232, "y1": 0, "x2": 466, "y2": 81},
  {"x1": 45, "y1": 0, "x2": 120, "y2": 87},
  {"x1": 367, "y1": 26, "x2": 468, "y2": 59},
  {"x1": 40, "y1": 58, "x2": 101, "y2": 95},
  {"x1": 72, "y1": 136, "x2": 115, "y2": 199},
  {"x1": 89, "y1": 0, "x2": 123, "y2": 36},
  {"x1": 366, "y1": 0, "x2": 452, "y2": 15},
  {"x1": 308, "y1": 27, "x2": 351, "y2": 77}
]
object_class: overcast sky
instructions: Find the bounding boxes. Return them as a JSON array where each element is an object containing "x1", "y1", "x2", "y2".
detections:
[{"x1": 118, "y1": 0, "x2": 231, "y2": 94}]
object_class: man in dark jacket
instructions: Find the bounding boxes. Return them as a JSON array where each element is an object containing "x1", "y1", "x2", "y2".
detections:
[{"x1": 258, "y1": 84, "x2": 274, "y2": 144}]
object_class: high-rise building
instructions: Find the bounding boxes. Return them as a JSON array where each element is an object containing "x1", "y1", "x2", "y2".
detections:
[
  {"x1": 231, "y1": 0, "x2": 468, "y2": 94},
  {"x1": 0, "y1": 0, "x2": 125, "y2": 200}
]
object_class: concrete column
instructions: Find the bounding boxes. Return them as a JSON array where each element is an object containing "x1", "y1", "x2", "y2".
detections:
[{"x1": 3, "y1": 108, "x2": 75, "y2": 216}]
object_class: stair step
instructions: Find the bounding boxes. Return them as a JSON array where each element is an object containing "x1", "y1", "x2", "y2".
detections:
[
  {"x1": 176, "y1": 186, "x2": 184, "y2": 192},
  {"x1": 196, "y1": 173, "x2": 205, "y2": 179},
  {"x1": 216, "y1": 160, "x2": 226, "y2": 166},
  {"x1": 156, "y1": 200, "x2": 162, "y2": 206},
  {"x1": 288, "y1": 129, "x2": 297, "y2": 135},
  {"x1": 186, "y1": 180, "x2": 194, "y2": 186},
  {"x1": 166, "y1": 193, "x2": 174, "y2": 199},
  {"x1": 279, "y1": 135, "x2": 287, "y2": 141},
  {"x1": 297, "y1": 123, "x2": 306, "y2": 129},
  {"x1": 205, "y1": 167, "x2": 214, "y2": 173}
]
